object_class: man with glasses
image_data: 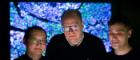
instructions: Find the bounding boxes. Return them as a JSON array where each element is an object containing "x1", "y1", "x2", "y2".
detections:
[
  {"x1": 15, "y1": 26, "x2": 47, "y2": 60},
  {"x1": 46, "y1": 9, "x2": 107, "y2": 60}
]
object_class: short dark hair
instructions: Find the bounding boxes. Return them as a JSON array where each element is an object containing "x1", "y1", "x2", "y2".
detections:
[
  {"x1": 108, "y1": 16, "x2": 134, "y2": 48},
  {"x1": 23, "y1": 26, "x2": 47, "y2": 45},
  {"x1": 108, "y1": 16, "x2": 132, "y2": 30},
  {"x1": 61, "y1": 9, "x2": 82, "y2": 24}
]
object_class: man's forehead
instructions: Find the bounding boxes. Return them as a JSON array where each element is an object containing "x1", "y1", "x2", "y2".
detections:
[
  {"x1": 64, "y1": 21, "x2": 82, "y2": 26},
  {"x1": 29, "y1": 31, "x2": 46, "y2": 38},
  {"x1": 111, "y1": 23, "x2": 127, "y2": 27},
  {"x1": 109, "y1": 27, "x2": 127, "y2": 33},
  {"x1": 29, "y1": 36, "x2": 46, "y2": 41},
  {"x1": 63, "y1": 22, "x2": 79, "y2": 27},
  {"x1": 64, "y1": 20, "x2": 77, "y2": 23},
  {"x1": 110, "y1": 23, "x2": 127, "y2": 29},
  {"x1": 31, "y1": 30, "x2": 45, "y2": 34},
  {"x1": 64, "y1": 17, "x2": 81, "y2": 22}
]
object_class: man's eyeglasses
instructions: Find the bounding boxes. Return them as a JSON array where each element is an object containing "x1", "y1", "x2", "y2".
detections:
[
  {"x1": 63, "y1": 24, "x2": 79, "y2": 32},
  {"x1": 30, "y1": 39, "x2": 46, "y2": 45}
]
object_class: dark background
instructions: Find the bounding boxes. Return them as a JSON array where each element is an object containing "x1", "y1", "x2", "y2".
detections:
[
  {"x1": 0, "y1": 0, "x2": 140, "y2": 60},
  {"x1": 112, "y1": 0, "x2": 140, "y2": 49}
]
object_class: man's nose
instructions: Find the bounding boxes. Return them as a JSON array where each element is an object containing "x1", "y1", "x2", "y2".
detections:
[
  {"x1": 69, "y1": 27, "x2": 74, "y2": 32},
  {"x1": 112, "y1": 34, "x2": 118, "y2": 39},
  {"x1": 36, "y1": 41, "x2": 42, "y2": 46}
]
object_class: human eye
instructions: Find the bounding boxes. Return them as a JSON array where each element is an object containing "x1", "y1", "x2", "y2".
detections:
[
  {"x1": 117, "y1": 32, "x2": 125, "y2": 36},
  {"x1": 41, "y1": 40, "x2": 46, "y2": 44},
  {"x1": 31, "y1": 39, "x2": 37, "y2": 44},
  {"x1": 109, "y1": 32, "x2": 114, "y2": 36},
  {"x1": 64, "y1": 27, "x2": 69, "y2": 32},
  {"x1": 72, "y1": 25, "x2": 78, "y2": 29}
]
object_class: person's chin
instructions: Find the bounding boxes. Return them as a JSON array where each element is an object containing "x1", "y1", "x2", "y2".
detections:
[
  {"x1": 33, "y1": 50, "x2": 42, "y2": 53},
  {"x1": 69, "y1": 37, "x2": 77, "y2": 40},
  {"x1": 33, "y1": 52, "x2": 42, "y2": 55},
  {"x1": 70, "y1": 39, "x2": 77, "y2": 42},
  {"x1": 112, "y1": 45, "x2": 119, "y2": 50}
]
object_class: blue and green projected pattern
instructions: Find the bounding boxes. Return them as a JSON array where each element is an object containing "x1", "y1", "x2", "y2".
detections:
[{"x1": 10, "y1": 2, "x2": 111, "y2": 60}]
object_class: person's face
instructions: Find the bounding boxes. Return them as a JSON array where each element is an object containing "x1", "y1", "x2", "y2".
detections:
[
  {"x1": 27, "y1": 30, "x2": 46, "y2": 56},
  {"x1": 109, "y1": 23, "x2": 132, "y2": 50},
  {"x1": 62, "y1": 18, "x2": 83, "y2": 44}
]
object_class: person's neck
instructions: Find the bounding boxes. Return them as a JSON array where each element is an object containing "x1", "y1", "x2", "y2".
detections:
[
  {"x1": 75, "y1": 32, "x2": 84, "y2": 46},
  {"x1": 114, "y1": 45, "x2": 132, "y2": 56},
  {"x1": 27, "y1": 52, "x2": 41, "y2": 60}
]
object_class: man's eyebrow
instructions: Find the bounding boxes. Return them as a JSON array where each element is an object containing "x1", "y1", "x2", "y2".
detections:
[
  {"x1": 117, "y1": 29, "x2": 127, "y2": 31},
  {"x1": 109, "y1": 29, "x2": 127, "y2": 32}
]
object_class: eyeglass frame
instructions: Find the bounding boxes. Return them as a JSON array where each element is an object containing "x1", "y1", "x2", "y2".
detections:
[
  {"x1": 28, "y1": 38, "x2": 46, "y2": 45},
  {"x1": 62, "y1": 24, "x2": 79, "y2": 32}
]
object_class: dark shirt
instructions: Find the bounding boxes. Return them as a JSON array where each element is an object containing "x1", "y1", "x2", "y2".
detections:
[
  {"x1": 14, "y1": 53, "x2": 45, "y2": 60},
  {"x1": 108, "y1": 48, "x2": 140, "y2": 60},
  {"x1": 46, "y1": 32, "x2": 107, "y2": 60}
]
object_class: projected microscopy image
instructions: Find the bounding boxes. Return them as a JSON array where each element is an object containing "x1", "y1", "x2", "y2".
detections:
[
  {"x1": 10, "y1": 2, "x2": 111, "y2": 60},
  {"x1": 10, "y1": 30, "x2": 26, "y2": 60}
]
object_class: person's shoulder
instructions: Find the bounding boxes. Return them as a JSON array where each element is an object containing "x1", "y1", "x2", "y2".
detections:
[
  {"x1": 131, "y1": 48, "x2": 140, "y2": 55},
  {"x1": 49, "y1": 33, "x2": 65, "y2": 43},
  {"x1": 83, "y1": 32, "x2": 105, "y2": 48},
  {"x1": 40, "y1": 56, "x2": 46, "y2": 60},
  {"x1": 84, "y1": 32, "x2": 102, "y2": 41},
  {"x1": 14, "y1": 55, "x2": 26, "y2": 60},
  {"x1": 52, "y1": 33, "x2": 65, "y2": 39},
  {"x1": 107, "y1": 51, "x2": 116, "y2": 60},
  {"x1": 108, "y1": 50, "x2": 114, "y2": 55}
]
